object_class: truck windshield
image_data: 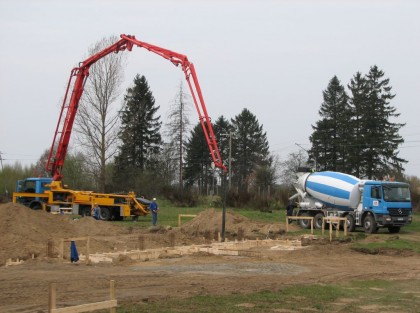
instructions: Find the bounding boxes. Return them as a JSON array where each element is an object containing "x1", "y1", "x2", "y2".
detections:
[
  {"x1": 23, "y1": 180, "x2": 36, "y2": 193},
  {"x1": 382, "y1": 184, "x2": 411, "y2": 202}
]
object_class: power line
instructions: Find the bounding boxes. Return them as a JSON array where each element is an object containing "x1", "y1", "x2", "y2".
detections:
[
  {"x1": 272, "y1": 140, "x2": 420, "y2": 151},
  {"x1": 0, "y1": 151, "x2": 39, "y2": 163},
  {"x1": 2, "y1": 152, "x2": 39, "y2": 157},
  {"x1": 0, "y1": 152, "x2": 9, "y2": 195},
  {"x1": 1, "y1": 158, "x2": 38, "y2": 161}
]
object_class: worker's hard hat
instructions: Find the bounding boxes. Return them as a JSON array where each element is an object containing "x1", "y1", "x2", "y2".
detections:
[{"x1": 153, "y1": 198, "x2": 156, "y2": 201}]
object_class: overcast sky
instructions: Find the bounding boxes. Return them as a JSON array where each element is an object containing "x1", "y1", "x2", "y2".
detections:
[{"x1": 1, "y1": 0, "x2": 419, "y2": 178}]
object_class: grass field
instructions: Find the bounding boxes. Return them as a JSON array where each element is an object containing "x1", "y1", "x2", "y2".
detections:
[
  {"x1": 115, "y1": 279, "x2": 420, "y2": 313},
  {"x1": 116, "y1": 199, "x2": 287, "y2": 229}
]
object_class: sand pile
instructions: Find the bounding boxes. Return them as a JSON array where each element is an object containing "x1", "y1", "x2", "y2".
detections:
[
  {"x1": 180, "y1": 208, "x2": 284, "y2": 239},
  {"x1": 0, "y1": 204, "x2": 288, "y2": 266},
  {"x1": 0, "y1": 203, "x2": 126, "y2": 265}
]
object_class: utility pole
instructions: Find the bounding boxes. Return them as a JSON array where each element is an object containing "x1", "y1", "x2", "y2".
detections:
[
  {"x1": 221, "y1": 171, "x2": 227, "y2": 242},
  {"x1": 210, "y1": 162, "x2": 215, "y2": 195},
  {"x1": 0, "y1": 151, "x2": 8, "y2": 197},
  {"x1": 219, "y1": 132, "x2": 232, "y2": 243},
  {"x1": 228, "y1": 131, "x2": 232, "y2": 190},
  {"x1": 0, "y1": 151, "x2": 4, "y2": 172},
  {"x1": 220, "y1": 132, "x2": 233, "y2": 190}
]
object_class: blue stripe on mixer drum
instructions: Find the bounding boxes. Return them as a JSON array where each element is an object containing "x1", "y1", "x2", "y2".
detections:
[
  {"x1": 306, "y1": 181, "x2": 350, "y2": 200},
  {"x1": 312, "y1": 171, "x2": 359, "y2": 185}
]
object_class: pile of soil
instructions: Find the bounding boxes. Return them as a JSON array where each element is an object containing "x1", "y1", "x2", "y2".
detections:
[
  {"x1": 0, "y1": 204, "x2": 291, "y2": 266},
  {"x1": 0, "y1": 203, "x2": 126, "y2": 265},
  {"x1": 180, "y1": 208, "x2": 286, "y2": 240}
]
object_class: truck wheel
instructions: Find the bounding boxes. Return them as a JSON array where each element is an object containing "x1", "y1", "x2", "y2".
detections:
[
  {"x1": 388, "y1": 226, "x2": 400, "y2": 234},
  {"x1": 30, "y1": 203, "x2": 42, "y2": 210},
  {"x1": 298, "y1": 213, "x2": 311, "y2": 229},
  {"x1": 113, "y1": 211, "x2": 124, "y2": 221},
  {"x1": 314, "y1": 213, "x2": 324, "y2": 229},
  {"x1": 363, "y1": 214, "x2": 378, "y2": 234},
  {"x1": 80, "y1": 207, "x2": 91, "y2": 217},
  {"x1": 346, "y1": 214, "x2": 356, "y2": 232},
  {"x1": 100, "y1": 207, "x2": 112, "y2": 221}
]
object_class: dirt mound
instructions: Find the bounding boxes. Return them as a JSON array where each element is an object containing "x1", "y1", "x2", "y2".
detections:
[
  {"x1": 180, "y1": 208, "x2": 285, "y2": 240},
  {"x1": 0, "y1": 204, "x2": 291, "y2": 266},
  {"x1": 0, "y1": 203, "x2": 126, "y2": 265}
]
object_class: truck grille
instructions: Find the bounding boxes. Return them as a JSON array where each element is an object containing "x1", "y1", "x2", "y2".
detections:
[{"x1": 388, "y1": 208, "x2": 410, "y2": 217}]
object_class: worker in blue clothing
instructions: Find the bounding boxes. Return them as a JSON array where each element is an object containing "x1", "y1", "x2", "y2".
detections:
[
  {"x1": 93, "y1": 203, "x2": 101, "y2": 220},
  {"x1": 150, "y1": 198, "x2": 159, "y2": 226}
]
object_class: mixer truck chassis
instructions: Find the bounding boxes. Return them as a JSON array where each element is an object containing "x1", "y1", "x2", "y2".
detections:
[{"x1": 295, "y1": 208, "x2": 411, "y2": 234}]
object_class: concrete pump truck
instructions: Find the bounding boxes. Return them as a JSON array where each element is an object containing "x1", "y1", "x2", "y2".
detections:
[{"x1": 13, "y1": 34, "x2": 226, "y2": 220}]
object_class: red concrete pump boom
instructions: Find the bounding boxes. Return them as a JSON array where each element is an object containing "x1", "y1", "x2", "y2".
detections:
[{"x1": 46, "y1": 34, "x2": 226, "y2": 181}]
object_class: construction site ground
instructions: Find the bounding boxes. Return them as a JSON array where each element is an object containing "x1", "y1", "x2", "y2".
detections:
[{"x1": 1, "y1": 203, "x2": 420, "y2": 313}]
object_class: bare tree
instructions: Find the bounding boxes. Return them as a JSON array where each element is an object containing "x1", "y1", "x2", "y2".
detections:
[
  {"x1": 279, "y1": 150, "x2": 309, "y2": 185},
  {"x1": 164, "y1": 81, "x2": 192, "y2": 188},
  {"x1": 158, "y1": 142, "x2": 178, "y2": 186},
  {"x1": 75, "y1": 35, "x2": 126, "y2": 192},
  {"x1": 33, "y1": 149, "x2": 50, "y2": 178}
]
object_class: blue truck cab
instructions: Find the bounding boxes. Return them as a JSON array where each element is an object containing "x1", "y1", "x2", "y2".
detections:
[
  {"x1": 14, "y1": 177, "x2": 53, "y2": 209},
  {"x1": 360, "y1": 181, "x2": 412, "y2": 233},
  {"x1": 16, "y1": 177, "x2": 53, "y2": 194}
]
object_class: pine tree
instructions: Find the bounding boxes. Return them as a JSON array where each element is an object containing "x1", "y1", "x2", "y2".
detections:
[
  {"x1": 183, "y1": 123, "x2": 212, "y2": 192},
  {"x1": 231, "y1": 108, "x2": 270, "y2": 192},
  {"x1": 309, "y1": 119, "x2": 331, "y2": 171},
  {"x1": 212, "y1": 115, "x2": 232, "y2": 168},
  {"x1": 362, "y1": 66, "x2": 406, "y2": 178},
  {"x1": 183, "y1": 116, "x2": 231, "y2": 194},
  {"x1": 309, "y1": 76, "x2": 351, "y2": 172},
  {"x1": 211, "y1": 116, "x2": 232, "y2": 193},
  {"x1": 311, "y1": 67, "x2": 407, "y2": 179},
  {"x1": 114, "y1": 75, "x2": 162, "y2": 190},
  {"x1": 348, "y1": 72, "x2": 370, "y2": 177}
]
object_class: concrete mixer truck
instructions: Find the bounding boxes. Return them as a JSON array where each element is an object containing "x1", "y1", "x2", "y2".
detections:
[{"x1": 290, "y1": 171, "x2": 413, "y2": 234}]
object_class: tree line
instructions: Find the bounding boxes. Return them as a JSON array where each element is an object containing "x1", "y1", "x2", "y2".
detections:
[
  {"x1": 309, "y1": 65, "x2": 406, "y2": 180},
  {"x1": 109, "y1": 73, "x2": 276, "y2": 204}
]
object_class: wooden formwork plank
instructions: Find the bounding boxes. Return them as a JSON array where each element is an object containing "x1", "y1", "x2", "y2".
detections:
[
  {"x1": 322, "y1": 217, "x2": 348, "y2": 241},
  {"x1": 178, "y1": 214, "x2": 197, "y2": 226},
  {"x1": 51, "y1": 300, "x2": 117, "y2": 313},
  {"x1": 49, "y1": 280, "x2": 116, "y2": 313},
  {"x1": 110, "y1": 280, "x2": 116, "y2": 313}
]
